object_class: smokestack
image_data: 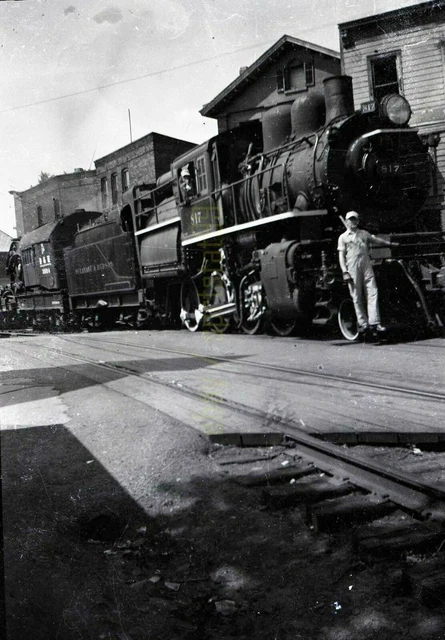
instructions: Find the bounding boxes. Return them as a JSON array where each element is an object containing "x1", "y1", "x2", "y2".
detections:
[{"x1": 323, "y1": 76, "x2": 354, "y2": 124}]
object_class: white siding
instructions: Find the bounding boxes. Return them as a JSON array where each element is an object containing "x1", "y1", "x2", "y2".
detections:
[
  {"x1": 341, "y1": 12, "x2": 445, "y2": 230},
  {"x1": 342, "y1": 22, "x2": 445, "y2": 120}
]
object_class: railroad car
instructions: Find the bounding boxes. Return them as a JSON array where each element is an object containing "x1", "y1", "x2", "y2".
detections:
[
  {"x1": 0, "y1": 210, "x2": 102, "y2": 328},
  {"x1": 63, "y1": 219, "x2": 142, "y2": 329}
]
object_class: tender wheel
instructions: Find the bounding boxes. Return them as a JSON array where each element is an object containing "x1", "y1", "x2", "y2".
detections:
[
  {"x1": 338, "y1": 299, "x2": 359, "y2": 341},
  {"x1": 180, "y1": 280, "x2": 204, "y2": 332},
  {"x1": 268, "y1": 318, "x2": 297, "y2": 337}
]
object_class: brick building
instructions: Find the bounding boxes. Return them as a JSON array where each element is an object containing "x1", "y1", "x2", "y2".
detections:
[
  {"x1": 201, "y1": 35, "x2": 341, "y2": 133},
  {"x1": 10, "y1": 170, "x2": 98, "y2": 237},
  {"x1": 94, "y1": 132, "x2": 196, "y2": 220},
  {"x1": 11, "y1": 133, "x2": 196, "y2": 236},
  {"x1": 339, "y1": 0, "x2": 445, "y2": 228}
]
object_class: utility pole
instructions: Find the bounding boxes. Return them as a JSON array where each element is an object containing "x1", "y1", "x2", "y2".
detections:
[{"x1": 128, "y1": 109, "x2": 133, "y2": 143}]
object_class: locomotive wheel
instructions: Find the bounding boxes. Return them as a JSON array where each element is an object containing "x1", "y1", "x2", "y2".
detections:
[
  {"x1": 209, "y1": 316, "x2": 232, "y2": 334},
  {"x1": 338, "y1": 299, "x2": 359, "y2": 341},
  {"x1": 268, "y1": 318, "x2": 297, "y2": 337},
  {"x1": 206, "y1": 272, "x2": 233, "y2": 334},
  {"x1": 180, "y1": 280, "x2": 204, "y2": 332},
  {"x1": 239, "y1": 276, "x2": 264, "y2": 335},
  {"x1": 240, "y1": 316, "x2": 263, "y2": 335}
]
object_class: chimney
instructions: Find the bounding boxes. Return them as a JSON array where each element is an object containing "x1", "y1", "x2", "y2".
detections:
[{"x1": 323, "y1": 76, "x2": 354, "y2": 124}]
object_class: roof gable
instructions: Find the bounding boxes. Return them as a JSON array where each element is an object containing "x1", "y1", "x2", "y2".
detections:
[
  {"x1": 200, "y1": 35, "x2": 339, "y2": 118},
  {"x1": 339, "y1": 0, "x2": 445, "y2": 31}
]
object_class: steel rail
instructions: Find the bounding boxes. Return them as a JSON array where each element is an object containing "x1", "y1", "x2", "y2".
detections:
[{"x1": 60, "y1": 334, "x2": 445, "y2": 404}]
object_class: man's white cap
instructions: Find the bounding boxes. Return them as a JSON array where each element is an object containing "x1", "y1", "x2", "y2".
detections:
[
  {"x1": 181, "y1": 167, "x2": 190, "y2": 177},
  {"x1": 345, "y1": 211, "x2": 359, "y2": 220}
]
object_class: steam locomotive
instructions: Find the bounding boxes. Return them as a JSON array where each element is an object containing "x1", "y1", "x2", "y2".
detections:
[{"x1": 3, "y1": 76, "x2": 445, "y2": 339}]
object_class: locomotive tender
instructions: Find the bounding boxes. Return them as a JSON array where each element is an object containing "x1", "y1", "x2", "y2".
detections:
[{"x1": 3, "y1": 75, "x2": 445, "y2": 338}]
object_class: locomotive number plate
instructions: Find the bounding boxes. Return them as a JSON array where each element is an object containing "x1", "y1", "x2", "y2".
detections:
[
  {"x1": 361, "y1": 100, "x2": 377, "y2": 114},
  {"x1": 377, "y1": 162, "x2": 401, "y2": 176}
]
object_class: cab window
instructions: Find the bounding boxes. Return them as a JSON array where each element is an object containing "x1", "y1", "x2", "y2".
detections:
[{"x1": 194, "y1": 156, "x2": 208, "y2": 195}]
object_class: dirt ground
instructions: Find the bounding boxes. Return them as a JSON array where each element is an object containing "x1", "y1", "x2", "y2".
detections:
[{"x1": 3, "y1": 424, "x2": 445, "y2": 640}]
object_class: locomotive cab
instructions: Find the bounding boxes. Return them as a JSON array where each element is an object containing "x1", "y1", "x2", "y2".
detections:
[
  {"x1": 173, "y1": 141, "x2": 217, "y2": 240},
  {"x1": 172, "y1": 122, "x2": 263, "y2": 241}
]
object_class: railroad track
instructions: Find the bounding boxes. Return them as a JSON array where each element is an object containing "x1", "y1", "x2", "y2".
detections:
[
  {"x1": 5, "y1": 334, "x2": 445, "y2": 606},
  {"x1": 0, "y1": 329, "x2": 39, "y2": 338},
  {"x1": 11, "y1": 335, "x2": 445, "y2": 519},
  {"x1": 52, "y1": 333, "x2": 445, "y2": 403}
]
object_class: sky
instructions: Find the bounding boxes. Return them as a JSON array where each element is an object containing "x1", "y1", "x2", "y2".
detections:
[{"x1": 0, "y1": 0, "x2": 420, "y2": 237}]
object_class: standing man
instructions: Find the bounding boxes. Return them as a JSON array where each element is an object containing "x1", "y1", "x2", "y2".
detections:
[{"x1": 338, "y1": 211, "x2": 398, "y2": 335}]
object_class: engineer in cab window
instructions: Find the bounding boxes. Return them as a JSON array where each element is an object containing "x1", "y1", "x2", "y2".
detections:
[{"x1": 179, "y1": 166, "x2": 195, "y2": 203}]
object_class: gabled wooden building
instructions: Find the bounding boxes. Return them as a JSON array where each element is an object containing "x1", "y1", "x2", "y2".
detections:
[
  {"x1": 339, "y1": 0, "x2": 445, "y2": 228},
  {"x1": 201, "y1": 35, "x2": 341, "y2": 133}
]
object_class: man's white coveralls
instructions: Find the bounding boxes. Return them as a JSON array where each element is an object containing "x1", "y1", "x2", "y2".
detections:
[{"x1": 337, "y1": 228, "x2": 381, "y2": 328}]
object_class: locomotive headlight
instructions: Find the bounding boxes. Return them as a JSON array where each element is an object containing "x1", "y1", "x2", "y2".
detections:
[{"x1": 380, "y1": 93, "x2": 411, "y2": 126}]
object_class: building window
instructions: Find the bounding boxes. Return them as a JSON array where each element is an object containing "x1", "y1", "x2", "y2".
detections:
[
  {"x1": 53, "y1": 198, "x2": 60, "y2": 219},
  {"x1": 194, "y1": 156, "x2": 208, "y2": 194},
  {"x1": 101, "y1": 177, "x2": 108, "y2": 209},
  {"x1": 368, "y1": 53, "x2": 402, "y2": 103},
  {"x1": 111, "y1": 173, "x2": 118, "y2": 205},
  {"x1": 121, "y1": 168, "x2": 130, "y2": 192},
  {"x1": 277, "y1": 61, "x2": 314, "y2": 93},
  {"x1": 37, "y1": 205, "x2": 43, "y2": 226}
]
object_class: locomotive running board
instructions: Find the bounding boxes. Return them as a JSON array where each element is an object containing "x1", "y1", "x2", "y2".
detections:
[{"x1": 182, "y1": 210, "x2": 328, "y2": 247}]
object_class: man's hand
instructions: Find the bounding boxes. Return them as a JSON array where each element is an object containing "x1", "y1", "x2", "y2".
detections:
[{"x1": 342, "y1": 272, "x2": 353, "y2": 283}]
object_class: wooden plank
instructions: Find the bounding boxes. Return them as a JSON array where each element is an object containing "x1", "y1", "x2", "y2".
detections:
[
  {"x1": 241, "y1": 433, "x2": 284, "y2": 447},
  {"x1": 356, "y1": 520, "x2": 445, "y2": 557},
  {"x1": 208, "y1": 433, "x2": 242, "y2": 446},
  {"x1": 397, "y1": 433, "x2": 440, "y2": 444},
  {"x1": 359, "y1": 432, "x2": 399, "y2": 445},
  {"x1": 319, "y1": 433, "x2": 359, "y2": 445},
  {"x1": 308, "y1": 495, "x2": 396, "y2": 533},
  {"x1": 262, "y1": 478, "x2": 356, "y2": 509},
  {"x1": 233, "y1": 464, "x2": 317, "y2": 487}
]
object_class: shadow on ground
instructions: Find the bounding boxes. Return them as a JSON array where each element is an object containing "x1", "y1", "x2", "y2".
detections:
[
  {"x1": 0, "y1": 353, "x2": 247, "y2": 409},
  {"x1": 2, "y1": 424, "x2": 445, "y2": 640}
]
